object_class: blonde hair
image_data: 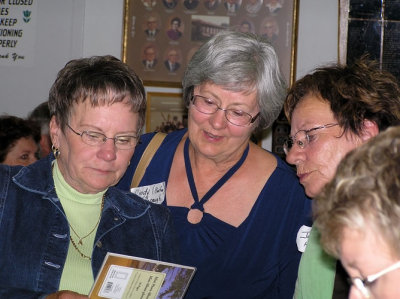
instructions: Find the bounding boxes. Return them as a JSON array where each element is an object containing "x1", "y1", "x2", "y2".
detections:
[{"x1": 314, "y1": 126, "x2": 400, "y2": 258}]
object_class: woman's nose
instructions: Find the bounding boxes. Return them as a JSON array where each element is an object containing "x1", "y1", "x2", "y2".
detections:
[
  {"x1": 285, "y1": 144, "x2": 304, "y2": 166},
  {"x1": 97, "y1": 139, "x2": 117, "y2": 161},
  {"x1": 209, "y1": 109, "x2": 228, "y2": 129}
]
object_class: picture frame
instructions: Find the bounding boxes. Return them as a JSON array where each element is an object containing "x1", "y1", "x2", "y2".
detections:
[
  {"x1": 339, "y1": 0, "x2": 400, "y2": 81},
  {"x1": 146, "y1": 92, "x2": 187, "y2": 133},
  {"x1": 122, "y1": 0, "x2": 299, "y2": 87}
]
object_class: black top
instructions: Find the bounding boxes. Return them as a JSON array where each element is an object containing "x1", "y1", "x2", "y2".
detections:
[{"x1": 332, "y1": 261, "x2": 350, "y2": 299}]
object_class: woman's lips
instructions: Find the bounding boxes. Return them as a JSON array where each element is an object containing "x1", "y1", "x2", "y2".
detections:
[
  {"x1": 297, "y1": 172, "x2": 309, "y2": 183},
  {"x1": 203, "y1": 130, "x2": 223, "y2": 141}
]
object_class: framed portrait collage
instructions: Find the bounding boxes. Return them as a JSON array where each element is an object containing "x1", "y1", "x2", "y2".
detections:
[{"x1": 122, "y1": 0, "x2": 298, "y2": 87}]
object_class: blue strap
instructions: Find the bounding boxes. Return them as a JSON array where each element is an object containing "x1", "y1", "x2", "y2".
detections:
[{"x1": 184, "y1": 138, "x2": 249, "y2": 211}]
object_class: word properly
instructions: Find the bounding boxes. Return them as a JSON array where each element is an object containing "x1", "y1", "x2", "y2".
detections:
[{"x1": 0, "y1": 38, "x2": 16, "y2": 47}]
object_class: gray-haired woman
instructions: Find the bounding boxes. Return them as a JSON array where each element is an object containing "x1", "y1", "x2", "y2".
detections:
[{"x1": 118, "y1": 31, "x2": 311, "y2": 298}]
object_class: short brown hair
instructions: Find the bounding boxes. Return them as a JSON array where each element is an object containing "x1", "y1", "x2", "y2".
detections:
[
  {"x1": 48, "y1": 55, "x2": 146, "y2": 134},
  {"x1": 284, "y1": 57, "x2": 400, "y2": 136}
]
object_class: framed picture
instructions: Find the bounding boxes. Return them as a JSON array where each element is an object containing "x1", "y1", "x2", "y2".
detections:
[
  {"x1": 339, "y1": 0, "x2": 400, "y2": 81},
  {"x1": 146, "y1": 92, "x2": 187, "y2": 133},
  {"x1": 122, "y1": 0, "x2": 299, "y2": 87}
]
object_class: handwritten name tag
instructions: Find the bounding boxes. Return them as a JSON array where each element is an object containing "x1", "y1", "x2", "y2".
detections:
[
  {"x1": 296, "y1": 225, "x2": 312, "y2": 253},
  {"x1": 130, "y1": 182, "x2": 165, "y2": 205}
]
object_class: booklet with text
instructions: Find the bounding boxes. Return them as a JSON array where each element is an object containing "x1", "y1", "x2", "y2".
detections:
[{"x1": 89, "y1": 252, "x2": 196, "y2": 299}]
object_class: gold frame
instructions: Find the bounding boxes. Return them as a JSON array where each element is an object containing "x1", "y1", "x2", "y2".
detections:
[
  {"x1": 146, "y1": 92, "x2": 186, "y2": 133},
  {"x1": 338, "y1": 0, "x2": 349, "y2": 65},
  {"x1": 289, "y1": 0, "x2": 299, "y2": 86},
  {"x1": 122, "y1": 0, "x2": 299, "y2": 87}
]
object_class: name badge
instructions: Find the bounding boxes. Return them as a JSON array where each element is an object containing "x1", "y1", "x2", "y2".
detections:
[
  {"x1": 296, "y1": 225, "x2": 312, "y2": 253},
  {"x1": 130, "y1": 182, "x2": 165, "y2": 205}
]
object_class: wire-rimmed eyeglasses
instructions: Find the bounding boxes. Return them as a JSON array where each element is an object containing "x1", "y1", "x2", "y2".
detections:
[
  {"x1": 67, "y1": 124, "x2": 138, "y2": 150},
  {"x1": 349, "y1": 260, "x2": 400, "y2": 298},
  {"x1": 191, "y1": 95, "x2": 260, "y2": 127},
  {"x1": 283, "y1": 123, "x2": 339, "y2": 155}
]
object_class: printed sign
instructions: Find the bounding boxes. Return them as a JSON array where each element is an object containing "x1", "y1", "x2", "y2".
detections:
[{"x1": 0, "y1": 0, "x2": 37, "y2": 66}]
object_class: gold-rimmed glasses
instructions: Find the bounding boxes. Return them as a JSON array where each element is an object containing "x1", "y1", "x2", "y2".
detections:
[
  {"x1": 283, "y1": 123, "x2": 339, "y2": 155},
  {"x1": 67, "y1": 124, "x2": 138, "y2": 150},
  {"x1": 191, "y1": 95, "x2": 260, "y2": 127}
]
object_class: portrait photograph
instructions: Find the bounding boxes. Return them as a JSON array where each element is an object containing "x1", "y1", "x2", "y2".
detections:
[{"x1": 123, "y1": 0, "x2": 298, "y2": 86}]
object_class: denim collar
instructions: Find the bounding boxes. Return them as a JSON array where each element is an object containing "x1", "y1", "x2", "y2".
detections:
[{"x1": 11, "y1": 154, "x2": 151, "y2": 219}]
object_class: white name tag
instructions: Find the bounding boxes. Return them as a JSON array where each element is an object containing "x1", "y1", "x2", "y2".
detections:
[
  {"x1": 296, "y1": 225, "x2": 312, "y2": 253},
  {"x1": 130, "y1": 182, "x2": 165, "y2": 205}
]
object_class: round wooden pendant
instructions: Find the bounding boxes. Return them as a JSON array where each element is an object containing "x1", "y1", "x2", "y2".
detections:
[{"x1": 187, "y1": 208, "x2": 203, "y2": 224}]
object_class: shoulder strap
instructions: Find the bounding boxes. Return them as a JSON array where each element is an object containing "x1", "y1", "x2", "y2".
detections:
[{"x1": 130, "y1": 132, "x2": 167, "y2": 189}]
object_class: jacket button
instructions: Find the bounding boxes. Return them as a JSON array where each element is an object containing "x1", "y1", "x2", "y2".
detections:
[
  {"x1": 114, "y1": 217, "x2": 119, "y2": 221},
  {"x1": 96, "y1": 241, "x2": 102, "y2": 248}
]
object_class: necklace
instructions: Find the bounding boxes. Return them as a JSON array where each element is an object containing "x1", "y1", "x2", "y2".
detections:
[
  {"x1": 68, "y1": 194, "x2": 105, "y2": 246},
  {"x1": 184, "y1": 138, "x2": 249, "y2": 224},
  {"x1": 70, "y1": 235, "x2": 92, "y2": 260},
  {"x1": 68, "y1": 194, "x2": 105, "y2": 260},
  {"x1": 52, "y1": 162, "x2": 105, "y2": 260}
]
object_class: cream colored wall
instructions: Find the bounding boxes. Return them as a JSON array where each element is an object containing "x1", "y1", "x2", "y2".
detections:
[{"x1": 0, "y1": 0, "x2": 338, "y2": 150}]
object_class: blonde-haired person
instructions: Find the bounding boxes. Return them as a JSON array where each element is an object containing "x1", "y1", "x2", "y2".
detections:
[
  {"x1": 284, "y1": 57, "x2": 400, "y2": 299},
  {"x1": 314, "y1": 125, "x2": 400, "y2": 299}
]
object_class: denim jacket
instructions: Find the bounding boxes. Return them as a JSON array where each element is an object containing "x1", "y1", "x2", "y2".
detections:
[{"x1": 0, "y1": 155, "x2": 179, "y2": 298}]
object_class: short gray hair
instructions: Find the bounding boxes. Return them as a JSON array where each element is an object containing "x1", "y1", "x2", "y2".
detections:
[{"x1": 182, "y1": 30, "x2": 286, "y2": 131}]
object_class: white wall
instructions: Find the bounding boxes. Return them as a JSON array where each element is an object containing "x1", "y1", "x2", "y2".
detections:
[
  {"x1": 296, "y1": 0, "x2": 338, "y2": 78},
  {"x1": 0, "y1": 0, "x2": 338, "y2": 150},
  {"x1": 1, "y1": 0, "x2": 86, "y2": 118},
  {"x1": 82, "y1": 0, "x2": 124, "y2": 58}
]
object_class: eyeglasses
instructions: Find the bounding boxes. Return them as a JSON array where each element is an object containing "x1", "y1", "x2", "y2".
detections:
[
  {"x1": 67, "y1": 124, "x2": 138, "y2": 150},
  {"x1": 349, "y1": 260, "x2": 400, "y2": 298},
  {"x1": 191, "y1": 95, "x2": 260, "y2": 127},
  {"x1": 283, "y1": 123, "x2": 339, "y2": 155}
]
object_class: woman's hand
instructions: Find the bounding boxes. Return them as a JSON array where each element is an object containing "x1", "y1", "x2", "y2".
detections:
[{"x1": 45, "y1": 290, "x2": 89, "y2": 299}]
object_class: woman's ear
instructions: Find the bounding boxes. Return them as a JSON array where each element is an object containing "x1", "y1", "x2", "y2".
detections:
[
  {"x1": 360, "y1": 119, "x2": 379, "y2": 142},
  {"x1": 49, "y1": 116, "x2": 60, "y2": 147}
]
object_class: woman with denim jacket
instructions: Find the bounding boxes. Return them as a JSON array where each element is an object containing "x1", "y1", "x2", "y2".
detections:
[{"x1": 0, "y1": 55, "x2": 178, "y2": 298}]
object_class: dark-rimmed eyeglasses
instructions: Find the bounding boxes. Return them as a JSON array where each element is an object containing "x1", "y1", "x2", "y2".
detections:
[
  {"x1": 191, "y1": 95, "x2": 260, "y2": 127},
  {"x1": 67, "y1": 124, "x2": 138, "y2": 150},
  {"x1": 349, "y1": 260, "x2": 400, "y2": 298},
  {"x1": 283, "y1": 123, "x2": 339, "y2": 155}
]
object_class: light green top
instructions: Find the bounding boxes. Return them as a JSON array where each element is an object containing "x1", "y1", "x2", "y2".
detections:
[
  {"x1": 294, "y1": 226, "x2": 337, "y2": 299},
  {"x1": 53, "y1": 160, "x2": 105, "y2": 295}
]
